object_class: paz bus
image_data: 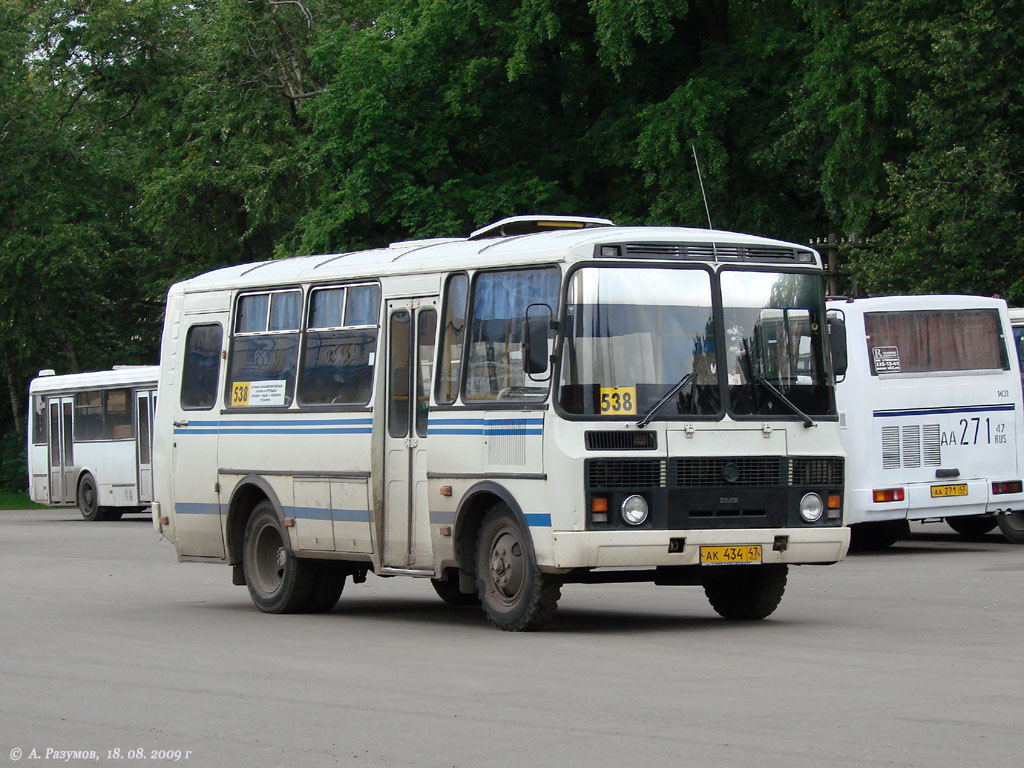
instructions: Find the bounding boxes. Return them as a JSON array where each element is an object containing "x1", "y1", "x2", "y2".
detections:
[
  {"x1": 153, "y1": 215, "x2": 849, "y2": 631},
  {"x1": 28, "y1": 366, "x2": 159, "y2": 520},
  {"x1": 828, "y1": 295, "x2": 1024, "y2": 547}
]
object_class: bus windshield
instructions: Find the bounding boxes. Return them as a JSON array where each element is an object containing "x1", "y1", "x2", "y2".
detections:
[
  {"x1": 558, "y1": 266, "x2": 720, "y2": 417},
  {"x1": 721, "y1": 270, "x2": 832, "y2": 417}
]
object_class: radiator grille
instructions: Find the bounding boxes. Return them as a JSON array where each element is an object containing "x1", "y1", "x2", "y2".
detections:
[
  {"x1": 670, "y1": 457, "x2": 783, "y2": 487},
  {"x1": 791, "y1": 457, "x2": 845, "y2": 486},
  {"x1": 586, "y1": 459, "x2": 666, "y2": 489},
  {"x1": 585, "y1": 430, "x2": 658, "y2": 451}
]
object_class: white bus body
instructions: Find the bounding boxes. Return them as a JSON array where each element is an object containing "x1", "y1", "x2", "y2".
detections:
[
  {"x1": 28, "y1": 366, "x2": 160, "y2": 520},
  {"x1": 830, "y1": 295, "x2": 1024, "y2": 546},
  {"x1": 154, "y1": 216, "x2": 849, "y2": 630}
]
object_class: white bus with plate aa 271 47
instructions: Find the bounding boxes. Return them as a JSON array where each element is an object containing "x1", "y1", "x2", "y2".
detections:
[
  {"x1": 153, "y1": 215, "x2": 850, "y2": 630},
  {"x1": 829, "y1": 295, "x2": 1024, "y2": 547}
]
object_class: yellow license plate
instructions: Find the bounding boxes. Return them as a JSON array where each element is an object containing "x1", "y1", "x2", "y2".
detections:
[
  {"x1": 699, "y1": 545, "x2": 762, "y2": 566},
  {"x1": 931, "y1": 483, "x2": 968, "y2": 498}
]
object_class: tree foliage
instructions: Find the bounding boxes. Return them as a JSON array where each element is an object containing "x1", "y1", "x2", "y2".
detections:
[{"x1": 1, "y1": 0, "x2": 1022, "y2": 488}]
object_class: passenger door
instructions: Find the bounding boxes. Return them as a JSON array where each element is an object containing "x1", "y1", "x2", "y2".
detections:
[
  {"x1": 383, "y1": 298, "x2": 438, "y2": 569},
  {"x1": 47, "y1": 396, "x2": 75, "y2": 504},
  {"x1": 135, "y1": 389, "x2": 156, "y2": 505}
]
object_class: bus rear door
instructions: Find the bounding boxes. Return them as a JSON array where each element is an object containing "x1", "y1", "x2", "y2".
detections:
[{"x1": 47, "y1": 396, "x2": 75, "y2": 504}]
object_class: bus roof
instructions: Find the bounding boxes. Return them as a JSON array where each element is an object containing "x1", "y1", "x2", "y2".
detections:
[
  {"x1": 171, "y1": 219, "x2": 821, "y2": 295},
  {"x1": 29, "y1": 366, "x2": 160, "y2": 396},
  {"x1": 827, "y1": 294, "x2": 1008, "y2": 314}
]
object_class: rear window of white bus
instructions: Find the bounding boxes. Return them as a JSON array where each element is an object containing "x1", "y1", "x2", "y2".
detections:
[{"x1": 864, "y1": 309, "x2": 1009, "y2": 375}]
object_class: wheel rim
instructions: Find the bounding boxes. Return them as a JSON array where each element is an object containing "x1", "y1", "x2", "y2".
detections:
[
  {"x1": 251, "y1": 520, "x2": 286, "y2": 598},
  {"x1": 486, "y1": 527, "x2": 525, "y2": 607},
  {"x1": 80, "y1": 481, "x2": 95, "y2": 514}
]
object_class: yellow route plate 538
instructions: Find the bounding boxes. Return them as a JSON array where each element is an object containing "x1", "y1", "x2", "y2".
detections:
[{"x1": 699, "y1": 545, "x2": 762, "y2": 566}]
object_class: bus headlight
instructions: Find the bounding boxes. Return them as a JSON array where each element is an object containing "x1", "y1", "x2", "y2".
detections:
[
  {"x1": 799, "y1": 493, "x2": 824, "y2": 523},
  {"x1": 621, "y1": 495, "x2": 649, "y2": 526}
]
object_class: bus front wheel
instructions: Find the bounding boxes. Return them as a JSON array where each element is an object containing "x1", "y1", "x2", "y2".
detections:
[
  {"x1": 997, "y1": 511, "x2": 1024, "y2": 544},
  {"x1": 475, "y1": 506, "x2": 560, "y2": 631},
  {"x1": 702, "y1": 564, "x2": 788, "y2": 620},
  {"x1": 243, "y1": 501, "x2": 316, "y2": 613}
]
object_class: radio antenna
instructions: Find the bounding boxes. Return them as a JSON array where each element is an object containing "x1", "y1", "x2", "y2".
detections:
[{"x1": 691, "y1": 142, "x2": 714, "y2": 230}]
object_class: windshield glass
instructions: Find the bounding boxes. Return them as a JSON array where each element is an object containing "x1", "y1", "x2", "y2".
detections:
[
  {"x1": 558, "y1": 267, "x2": 720, "y2": 417},
  {"x1": 720, "y1": 270, "x2": 833, "y2": 417}
]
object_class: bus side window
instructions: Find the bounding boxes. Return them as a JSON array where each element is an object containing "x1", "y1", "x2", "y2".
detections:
[
  {"x1": 227, "y1": 290, "x2": 301, "y2": 408},
  {"x1": 181, "y1": 324, "x2": 223, "y2": 410},
  {"x1": 464, "y1": 267, "x2": 560, "y2": 401},
  {"x1": 437, "y1": 273, "x2": 468, "y2": 405},
  {"x1": 32, "y1": 395, "x2": 47, "y2": 445},
  {"x1": 297, "y1": 283, "x2": 380, "y2": 407}
]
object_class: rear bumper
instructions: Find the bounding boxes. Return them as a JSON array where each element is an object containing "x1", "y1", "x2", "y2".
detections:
[
  {"x1": 846, "y1": 482, "x2": 1024, "y2": 524},
  {"x1": 548, "y1": 527, "x2": 849, "y2": 569}
]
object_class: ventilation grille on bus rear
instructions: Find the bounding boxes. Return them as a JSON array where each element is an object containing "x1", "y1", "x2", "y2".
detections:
[
  {"x1": 619, "y1": 243, "x2": 814, "y2": 262},
  {"x1": 790, "y1": 457, "x2": 845, "y2": 486},
  {"x1": 586, "y1": 459, "x2": 666, "y2": 488},
  {"x1": 585, "y1": 431, "x2": 658, "y2": 451},
  {"x1": 671, "y1": 457, "x2": 783, "y2": 487},
  {"x1": 881, "y1": 425, "x2": 941, "y2": 470}
]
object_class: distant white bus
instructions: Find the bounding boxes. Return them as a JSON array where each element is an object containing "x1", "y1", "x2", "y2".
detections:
[
  {"x1": 154, "y1": 215, "x2": 849, "y2": 630},
  {"x1": 829, "y1": 295, "x2": 1024, "y2": 547},
  {"x1": 28, "y1": 366, "x2": 159, "y2": 520}
]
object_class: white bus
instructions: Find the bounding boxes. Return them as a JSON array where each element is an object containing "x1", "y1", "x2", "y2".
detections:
[
  {"x1": 828, "y1": 295, "x2": 1024, "y2": 547},
  {"x1": 153, "y1": 215, "x2": 849, "y2": 631},
  {"x1": 28, "y1": 366, "x2": 159, "y2": 520}
]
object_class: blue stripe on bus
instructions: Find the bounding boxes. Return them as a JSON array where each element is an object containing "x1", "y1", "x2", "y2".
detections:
[
  {"x1": 183, "y1": 418, "x2": 373, "y2": 427},
  {"x1": 873, "y1": 403, "x2": 1015, "y2": 418},
  {"x1": 428, "y1": 417, "x2": 544, "y2": 436},
  {"x1": 524, "y1": 513, "x2": 552, "y2": 527},
  {"x1": 175, "y1": 502, "x2": 220, "y2": 515},
  {"x1": 287, "y1": 506, "x2": 372, "y2": 523}
]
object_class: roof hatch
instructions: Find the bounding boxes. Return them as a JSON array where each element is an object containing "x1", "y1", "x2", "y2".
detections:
[{"x1": 468, "y1": 215, "x2": 614, "y2": 240}]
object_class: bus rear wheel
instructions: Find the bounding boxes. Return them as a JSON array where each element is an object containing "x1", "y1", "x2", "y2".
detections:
[
  {"x1": 77, "y1": 473, "x2": 108, "y2": 522},
  {"x1": 849, "y1": 520, "x2": 909, "y2": 550},
  {"x1": 997, "y1": 511, "x2": 1024, "y2": 544},
  {"x1": 702, "y1": 564, "x2": 788, "y2": 620},
  {"x1": 243, "y1": 501, "x2": 316, "y2": 613},
  {"x1": 946, "y1": 515, "x2": 997, "y2": 536},
  {"x1": 475, "y1": 506, "x2": 560, "y2": 631}
]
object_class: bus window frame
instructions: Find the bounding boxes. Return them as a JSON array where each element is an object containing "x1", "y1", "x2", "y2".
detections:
[
  {"x1": 180, "y1": 322, "x2": 224, "y2": 411},
  {"x1": 297, "y1": 281, "x2": 382, "y2": 409},
  {"x1": 459, "y1": 264, "x2": 562, "y2": 407}
]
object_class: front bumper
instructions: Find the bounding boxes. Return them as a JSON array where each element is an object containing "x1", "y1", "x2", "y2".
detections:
[{"x1": 548, "y1": 526, "x2": 850, "y2": 569}]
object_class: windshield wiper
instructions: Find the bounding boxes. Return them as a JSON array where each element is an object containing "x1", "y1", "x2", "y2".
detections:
[
  {"x1": 754, "y1": 374, "x2": 817, "y2": 428},
  {"x1": 636, "y1": 373, "x2": 693, "y2": 429}
]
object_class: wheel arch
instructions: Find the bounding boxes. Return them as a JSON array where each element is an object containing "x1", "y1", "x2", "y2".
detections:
[
  {"x1": 225, "y1": 476, "x2": 285, "y2": 565},
  {"x1": 453, "y1": 481, "x2": 537, "y2": 587}
]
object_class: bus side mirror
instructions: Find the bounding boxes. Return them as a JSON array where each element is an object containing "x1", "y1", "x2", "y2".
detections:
[
  {"x1": 524, "y1": 304, "x2": 553, "y2": 378},
  {"x1": 828, "y1": 314, "x2": 848, "y2": 379}
]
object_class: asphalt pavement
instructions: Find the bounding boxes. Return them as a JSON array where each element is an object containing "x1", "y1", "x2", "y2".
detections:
[{"x1": 2, "y1": 508, "x2": 1022, "y2": 768}]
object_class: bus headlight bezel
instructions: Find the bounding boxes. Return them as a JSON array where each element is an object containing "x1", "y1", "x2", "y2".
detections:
[
  {"x1": 799, "y1": 492, "x2": 824, "y2": 523},
  {"x1": 621, "y1": 495, "x2": 649, "y2": 526}
]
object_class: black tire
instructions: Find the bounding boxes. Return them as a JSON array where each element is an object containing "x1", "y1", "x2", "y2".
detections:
[
  {"x1": 77, "y1": 474, "x2": 106, "y2": 521},
  {"x1": 702, "y1": 563, "x2": 788, "y2": 620},
  {"x1": 997, "y1": 511, "x2": 1024, "y2": 544},
  {"x1": 849, "y1": 520, "x2": 909, "y2": 550},
  {"x1": 242, "y1": 501, "x2": 316, "y2": 613},
  {"x1": 431, "y1": 572, "x2": 481, "y2": 606},
  {"x1": 475, "y1": 506, "x2": 560, "y2": 631},
  {"x1": 306, "y1": 562, "x2": 347, "y2": 613},
  {"x1": 946, "y1": 515, "x2": 997, "y2": 536}
]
